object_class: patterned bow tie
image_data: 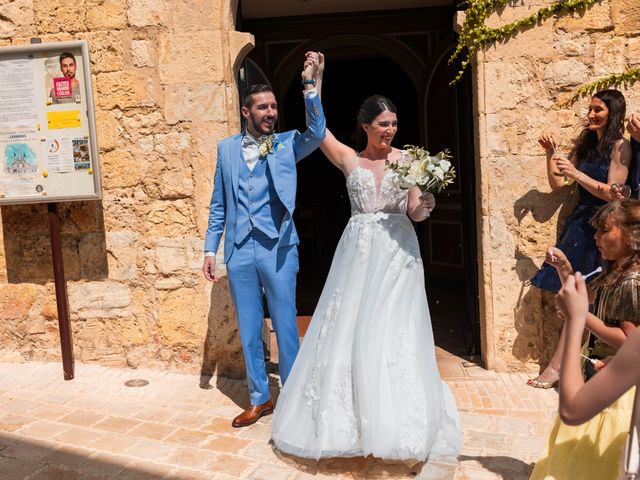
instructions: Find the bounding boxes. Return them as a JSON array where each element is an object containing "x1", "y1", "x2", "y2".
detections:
[{"x1": 242, "y1": 134, "x2": 259, "y2": 148}]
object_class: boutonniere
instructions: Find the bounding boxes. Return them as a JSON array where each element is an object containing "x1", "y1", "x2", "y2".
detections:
[
  {"x1": 258, "y1": 135, "x2": 286, "y2": 157},
  {"x1": 258, "y1": 135, "x2": 276, "y2": 157}
]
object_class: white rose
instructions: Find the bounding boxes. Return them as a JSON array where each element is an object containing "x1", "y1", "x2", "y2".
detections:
[{"x1": 259, "y1": 143, "x2": 270, "y2": 157}]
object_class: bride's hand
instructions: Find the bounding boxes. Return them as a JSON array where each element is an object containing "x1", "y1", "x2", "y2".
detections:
[
  {"x1": 317, "y1": 52, "x2": 324, "y2": 79},
  {"x1": 419, "y1": 192, "x2": 435, "y2": 213}
]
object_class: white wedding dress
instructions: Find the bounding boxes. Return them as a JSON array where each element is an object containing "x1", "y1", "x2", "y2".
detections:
[{"x1": 271, "y1": 161, "x2": 462, "y2": 461}]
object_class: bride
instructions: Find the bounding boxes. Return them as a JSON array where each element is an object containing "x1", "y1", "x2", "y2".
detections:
[{"x1": 271, "y1": 52, "x2": 461, "y2": 462}]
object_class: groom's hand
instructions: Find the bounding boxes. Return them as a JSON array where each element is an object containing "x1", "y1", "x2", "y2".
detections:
[{"x1": 203, "y1": 256, "x2": 218, "y2": 283}]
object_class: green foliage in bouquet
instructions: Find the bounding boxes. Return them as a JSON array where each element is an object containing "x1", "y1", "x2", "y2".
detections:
[{"x1": 386, "y1": 145, "x2": 456, "y2": 193}]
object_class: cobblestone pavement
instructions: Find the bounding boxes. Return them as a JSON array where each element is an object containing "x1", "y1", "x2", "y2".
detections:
[{"x1": 0, "y1": 350, "x2": 558, "y2": 480}]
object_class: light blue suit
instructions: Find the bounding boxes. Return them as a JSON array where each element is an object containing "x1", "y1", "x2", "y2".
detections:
[{"x1": 205, "y1": 93, "x2": 326, "y2": 405}]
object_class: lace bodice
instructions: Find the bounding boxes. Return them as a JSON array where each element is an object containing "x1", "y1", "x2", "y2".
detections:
[{"x1": 346, "y1": 166, "x2": 408, "y2": 215}]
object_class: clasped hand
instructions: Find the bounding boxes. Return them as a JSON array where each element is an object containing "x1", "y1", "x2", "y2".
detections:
[
  {"x1": 553, "y1": 156, "x2": 578, "y2": 179},
  {"x1": 419, "y1": 192, "x2": 435, "y2": 212}
]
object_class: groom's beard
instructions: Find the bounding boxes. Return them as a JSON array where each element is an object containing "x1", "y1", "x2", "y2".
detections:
[{"x1": 249, "y1": 114, "x2": 276, "y2": 136}]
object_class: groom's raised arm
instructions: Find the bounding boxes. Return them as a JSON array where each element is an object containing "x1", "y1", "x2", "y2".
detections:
[{"x1": 293, "y1": 91, "x2": 326, "y2": 162}]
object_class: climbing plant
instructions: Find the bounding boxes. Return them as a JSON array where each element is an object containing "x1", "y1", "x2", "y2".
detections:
[
  {"x1": 563, "y1": 67, "x2": 640, "y2": 105},
  {"x1": 449, "y1": 0, "x2": 599, "y2": 85}
]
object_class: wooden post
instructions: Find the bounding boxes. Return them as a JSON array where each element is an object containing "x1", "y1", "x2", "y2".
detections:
[{"x1": 47, "y1": 203, "x2": 74, "y2": 380}]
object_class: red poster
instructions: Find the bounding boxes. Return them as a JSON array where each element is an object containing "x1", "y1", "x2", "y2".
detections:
[{"x1": 53, "y1": 77, "x2": 71, "y2": 97}]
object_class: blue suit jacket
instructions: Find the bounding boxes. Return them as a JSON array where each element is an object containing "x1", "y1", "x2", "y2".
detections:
[{"x1": 204, "y1": 93, "x2": 326, "y2": 262}]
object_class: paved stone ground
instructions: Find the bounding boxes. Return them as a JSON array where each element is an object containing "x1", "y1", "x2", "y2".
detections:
[{"x1": 0, "y1": 350, "x2": 558, "y2": 480}]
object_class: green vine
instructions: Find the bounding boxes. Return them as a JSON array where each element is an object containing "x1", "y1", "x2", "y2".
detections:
[
  {"x1": 564, "y1": 67, "x2": 640, "y2": 106},
  {"x1": 449, "y1": 0, "x2": 599, "y2": 85}
]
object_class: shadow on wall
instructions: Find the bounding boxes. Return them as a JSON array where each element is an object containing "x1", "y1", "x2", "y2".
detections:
[
  {"x1": 511, "y1": 187, "x2": 577, "y2": 369},
  {"x1": 1, "y1": 201, "x2": 108, "y2": 283},
  {"x1": 199, "y1": 277, "x2": 246, "y2": 403}
]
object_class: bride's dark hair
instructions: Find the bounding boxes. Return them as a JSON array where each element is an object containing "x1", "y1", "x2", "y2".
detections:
[{"x1": 356, "y1": 95, "x2": 397, "y2": 151}]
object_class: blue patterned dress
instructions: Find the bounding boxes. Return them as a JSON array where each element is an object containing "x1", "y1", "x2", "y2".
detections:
[{"x1": 530, "y1": 148, "x2": 611, "y2": 292}]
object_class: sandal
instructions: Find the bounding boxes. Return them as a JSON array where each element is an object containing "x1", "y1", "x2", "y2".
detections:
[
  {"x1": 527, "y1": 377, "x2": 558, "y2": 389},
  {"x1": 527, "y1": 367, "x2": 559, "y2": 389}
]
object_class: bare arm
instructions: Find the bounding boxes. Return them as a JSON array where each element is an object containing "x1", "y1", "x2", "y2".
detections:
[
  {"x1": 560, "y1": 139, "x2": 631, "y2": 201},
  {"x1": 557, "y1": 274, "x2": 640, "y2": 425},
  {"x1": 539, "y1": 132, "x2": 565, "y2": 191},
  {"x1": 585, "y1": 313, "x2": 629, "y2": 349},
  {"x1": 407, "y1": 189, "x2": 434, "y2": 222},
  {"x1": 312, "y1": 52, "x2": 355, "y2": 174}
]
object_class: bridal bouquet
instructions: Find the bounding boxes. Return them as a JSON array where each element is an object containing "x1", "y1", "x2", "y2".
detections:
[{"x1": 386, "y1": 145, "x2": 456, "y2": 193}]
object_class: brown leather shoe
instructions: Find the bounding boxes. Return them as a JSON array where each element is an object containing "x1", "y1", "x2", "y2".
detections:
[{"x1": 232, "y1": 399, "x2": 273, "y2": 428}]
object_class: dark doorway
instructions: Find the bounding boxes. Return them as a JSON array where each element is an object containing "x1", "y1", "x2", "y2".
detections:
[{"x1": 238, "y1": 6, "x2": 480, "y2": 357}]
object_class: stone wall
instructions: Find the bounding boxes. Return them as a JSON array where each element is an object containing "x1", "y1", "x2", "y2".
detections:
[
  {"x1": 475, "y1": 0, "x2": 640, "y2": 371},
  {"x1": 0, "y1": 0, "x2": 253, "y2": 377}
]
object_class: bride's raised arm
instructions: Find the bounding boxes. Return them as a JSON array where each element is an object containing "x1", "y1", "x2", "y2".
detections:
[{"x1": 308, "y1": 52, "x2": 355, "y2": 175}]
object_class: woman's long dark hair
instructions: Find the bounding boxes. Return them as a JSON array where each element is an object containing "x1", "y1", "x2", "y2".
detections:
[
  {"x1": 571, "y1": 89, "x2": 626, "y2": 164},
  {"x1": 355, "y1": 95, "x2": 397, "y2": 151},
  {"x1": 590, "y1": 199, "x2": 640, "y2": 288}
]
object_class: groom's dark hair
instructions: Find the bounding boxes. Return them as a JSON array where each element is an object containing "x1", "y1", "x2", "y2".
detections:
[{"x1": 243, "y1": 84, "x2": 274, "y2": 108}]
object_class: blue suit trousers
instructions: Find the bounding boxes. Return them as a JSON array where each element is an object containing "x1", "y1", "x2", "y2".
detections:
[{"x1": 226, "y1": 229, "x2": 300, "y2": 406}]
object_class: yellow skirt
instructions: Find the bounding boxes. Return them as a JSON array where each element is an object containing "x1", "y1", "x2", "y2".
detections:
[{"x1": 530, "y1": 387, "x2": 635, "y2": 480}]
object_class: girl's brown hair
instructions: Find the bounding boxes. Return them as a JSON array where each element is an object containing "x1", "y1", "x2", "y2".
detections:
[{"x1": 590, "y1": 199, "x2": 640, "y2": 287}]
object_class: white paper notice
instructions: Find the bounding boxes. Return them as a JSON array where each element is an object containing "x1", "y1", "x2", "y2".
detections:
[
  {"x1": 46, "y1": 137, "x2": 74, "y2": 173},
  {"x1": 0, "y1": 58, "x2": 38, "y2": 128}
]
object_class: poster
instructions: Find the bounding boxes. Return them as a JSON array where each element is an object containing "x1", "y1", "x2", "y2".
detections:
[
  {"x1": 0, "y1": 58, "x2": 39, "y2": 128},
  {"x1": 0, "y1": 129, "x2": 43, "y2": 197},
  {"x1": 0, "y1": 41, "x2": 101, "y2": 204}
]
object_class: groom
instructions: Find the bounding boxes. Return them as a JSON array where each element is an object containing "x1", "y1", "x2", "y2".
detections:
[{"x1": 202, "y1": 53, "x2": 326, "y2": 427}]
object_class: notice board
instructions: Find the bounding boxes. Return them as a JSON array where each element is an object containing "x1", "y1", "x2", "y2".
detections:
[{"x1": 0, "y1": 40, "x2": 101, "y2": 205}]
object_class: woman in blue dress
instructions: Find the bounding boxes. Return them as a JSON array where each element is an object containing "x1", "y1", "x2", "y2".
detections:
[{"x1": 528, "y1": 89, "x2": 631, "y2": 388}]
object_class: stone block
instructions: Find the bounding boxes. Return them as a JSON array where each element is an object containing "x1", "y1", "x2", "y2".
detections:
[
  {"x1": 95, "y1": 109, "x2": 121, "y2": 152},
  {"x1": 128, "y1": 0, "x2": 169, "y2": 27},
  {"x1": 158, "y1": 168, "x2": 194, "y2": 200},
  {"x1": 101, "y1": 149, "x2": 141, "y2": 189},
  {"x1": 79, "y1": 31, "x2": 124, "y2": 73},
  {"x1": 158, "y1": 32, "x2": 223, "y2": 85},
  {"x1": 86, "y1": 0, "x2": 126, "y2": 30},
  {"x1": 612, "y1": 0, "x2": 640, "y2": 35},
  {"x1": 102, "y1": 186, "x2": 151, "y2": 232},
  {"x1": 152, "y1": 237, "x2": 201, "y2": 275},
  {"x1": 105, "y1": 231, "x2": 138, "y2": 280},
  {"x1": 544, "y1": 59, "x2": 589, "y2": 88},
  {"x1": 0, "y1": 284, "x2": 38, "y2": 320},
  {"x1": 61, "y1": 201, "x2": 103, "y2": 234},
  {"x1": 483, "y1": 61, "x2": 551, "y2": 113},
  {"x1": 163, "y1": 83, "x2": 227, "y2": 124},
  {"x1": 555, "y1": 1, "x2": 612, "y2": 32},
  {"x1": 121, "y1": 111, "x2": 164, "y2": 136},
  {"x1": 146, "y1": 200, "x2": 195, "y2": 236},
  {"x1": 0, "y1": 0, "x2": 35, "y2": 39},
  {"x1": 629, "y1": 38, "x2": 640, "y2": 67},
  {"x1": 200, "y1": 278, "x2": 244, "y2": 378},
  {"x1": 153, "y1": 130, "x2": 192, "y2": 157},
  {"x1": 69, "y1": 281, "x2": 131, "y2": 319},
  {"x1": 554, "y1": 32, "x2": 589, "y2": 57},
  {"x1": 172, "y1": 0, "x2": 217, "y2": 31},
  {"x1": 96, "y1": 72, "x2": 140, "y2": 110},
  {"x1": 131, "y1": 40, "x2": 156, "y2": 68},
  {"x1": 34, "y1": 0, "x2": 87, "y2": 34},
  {"x1": 157, "y1": 287, "x2": 208, "y2": 344},
  {"x1": 78, "y1": 232, "x2": 108, "y2": 279},
  {"x1": 593, "y1": 37, "x2": 627, "y2": 76}
]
